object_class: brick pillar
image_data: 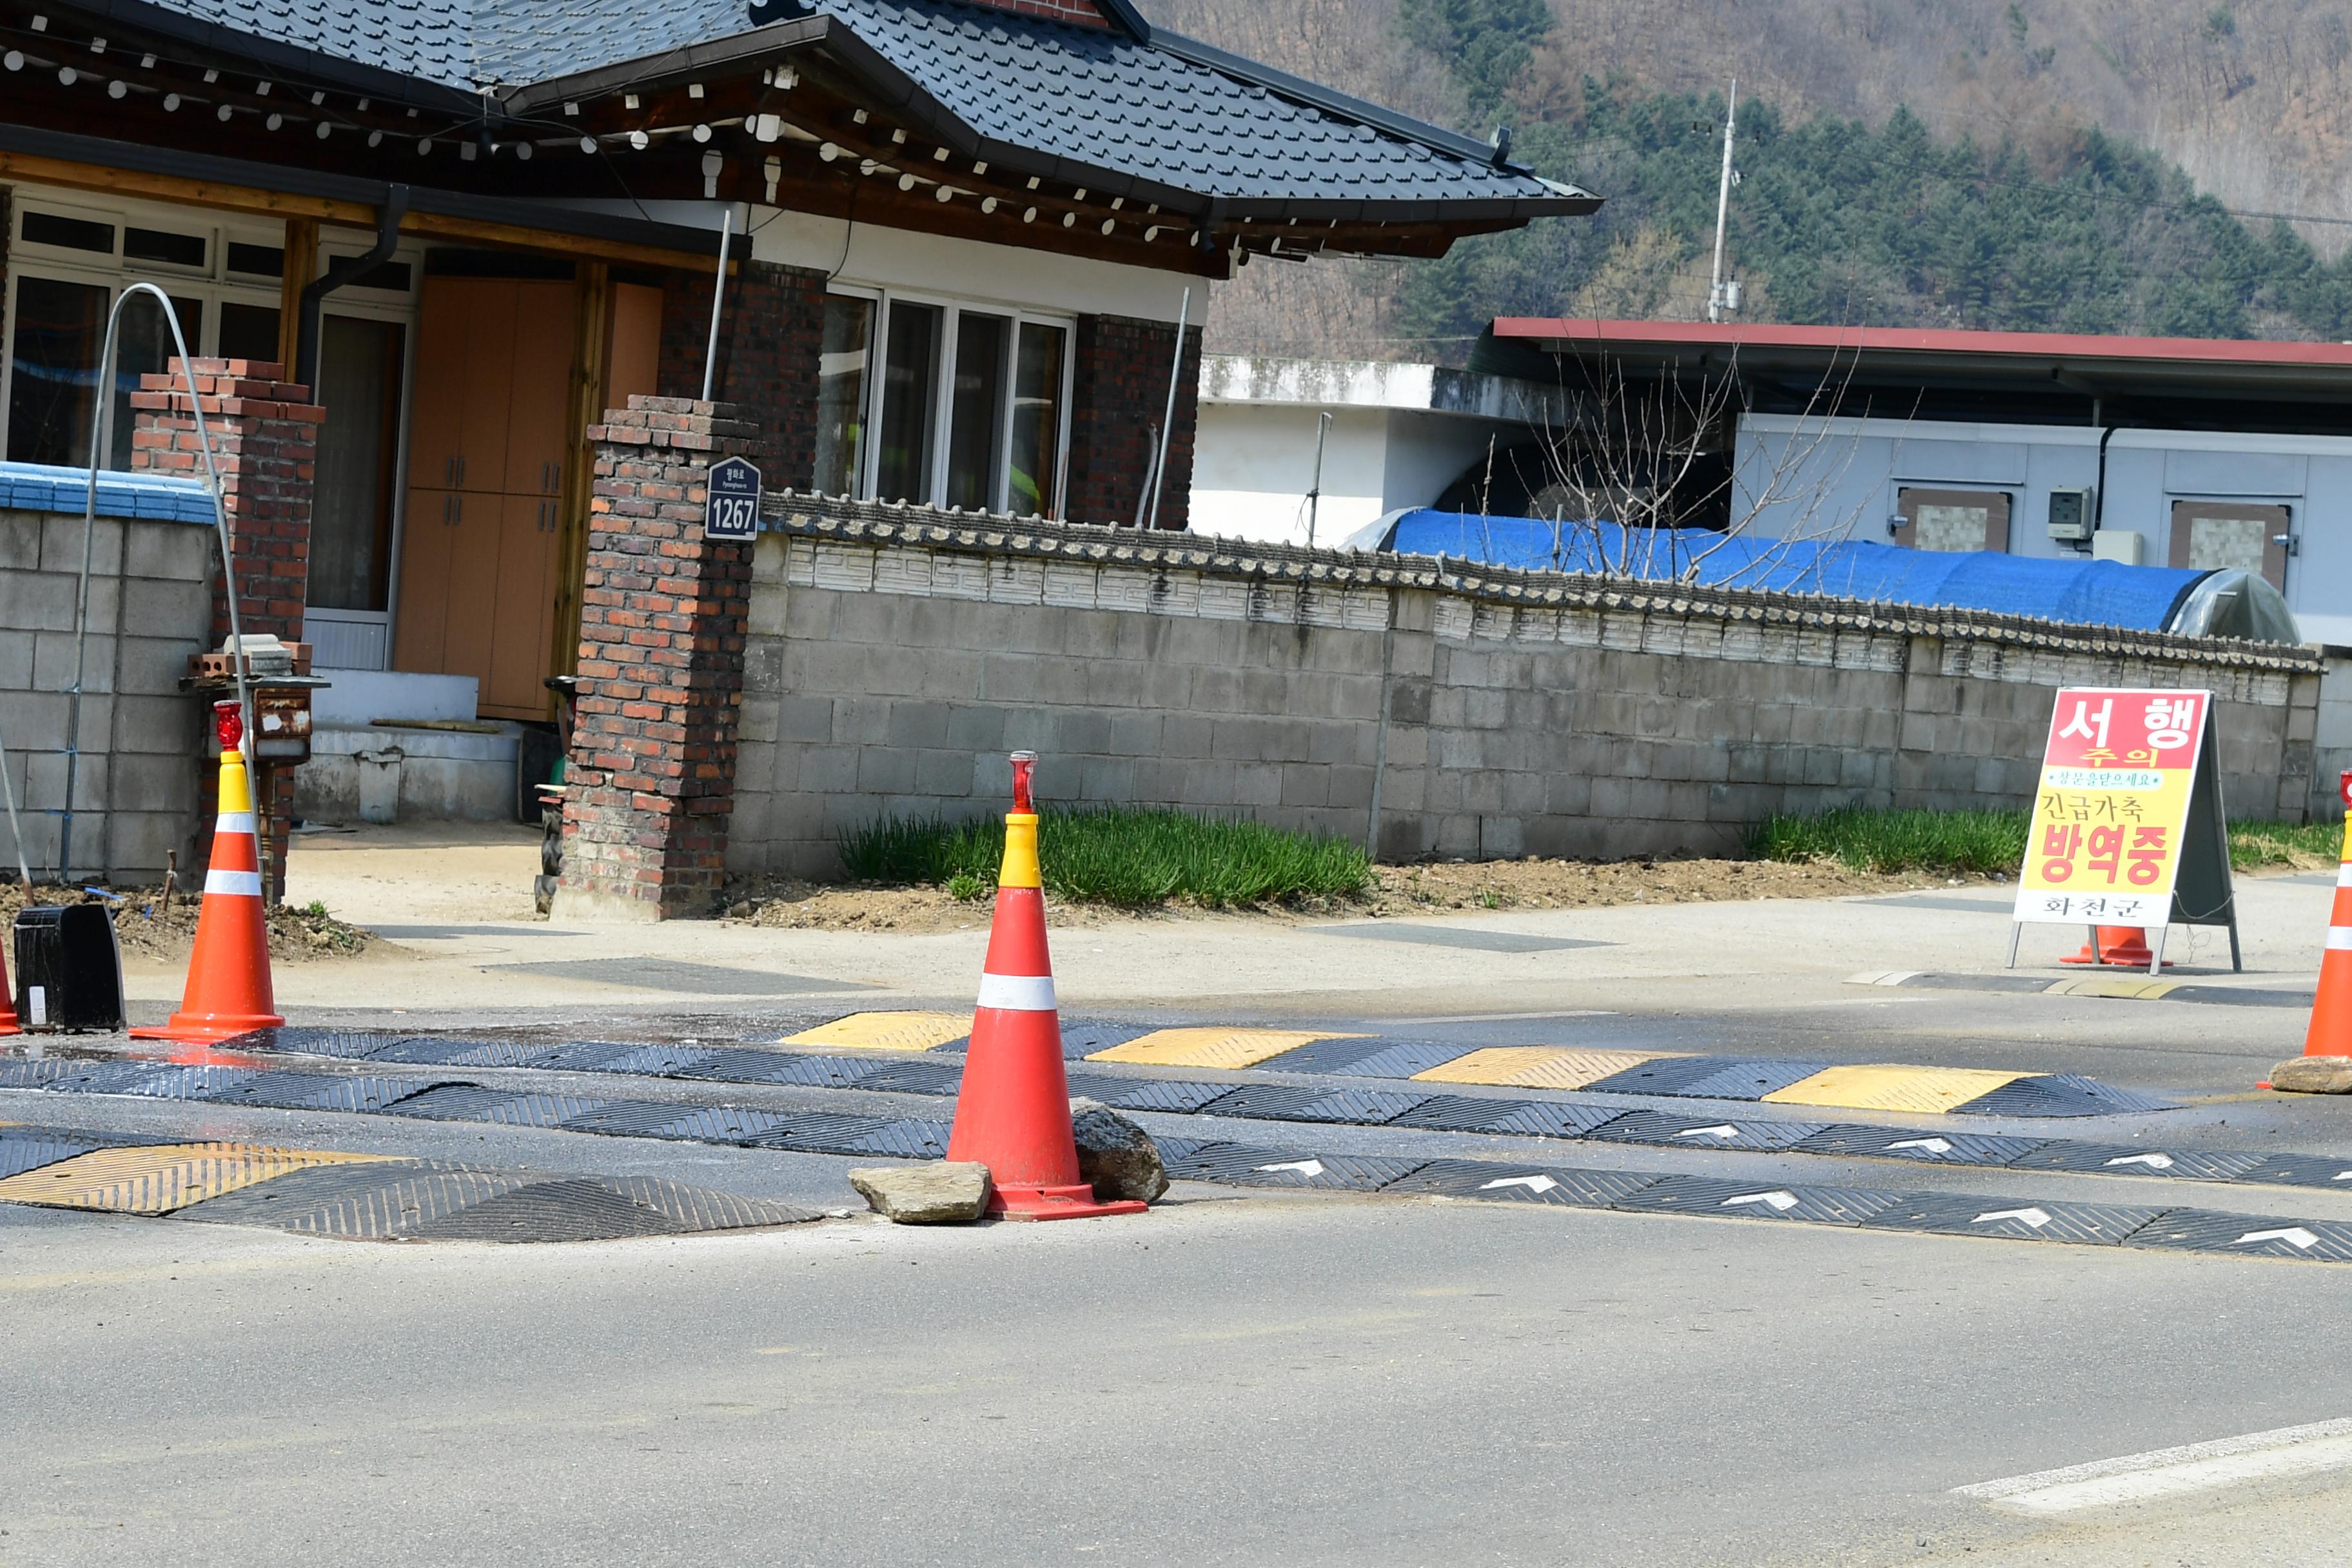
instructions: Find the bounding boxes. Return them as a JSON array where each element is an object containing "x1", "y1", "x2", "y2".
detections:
[
  {"x1": 553, "y1": 396, "x2": 770, "y2": 922},
  {"x1": 128, "y1": 357, "x2": 317, "y2": 899}
]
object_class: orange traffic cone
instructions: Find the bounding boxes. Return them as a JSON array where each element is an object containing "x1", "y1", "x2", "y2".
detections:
[
  {"x1": 943, "y1": 753, "x2": 1146, "y2": 1222},
  {"x1": 2060, "y1": 926, "x2": 2170, "y2": 968},
  {"x1": 131, "y1": 701, "x2": 284, "y2": 1044},
  {"x1": 0, "y1": 903, "x2": 19, "y2": 1037},
  {"x1": 2302, "y1": 777, "x2": 2352, "y2": 1057}
]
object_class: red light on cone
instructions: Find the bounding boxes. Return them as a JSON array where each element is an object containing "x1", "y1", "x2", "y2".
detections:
[{"x1": 214, "y1": 698, "x2": 242, "y2": 750}]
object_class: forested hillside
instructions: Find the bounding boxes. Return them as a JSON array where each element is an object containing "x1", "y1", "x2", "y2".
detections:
[{"x1": 1142, "y1": 0, "x2": 2352, "y2": 356}]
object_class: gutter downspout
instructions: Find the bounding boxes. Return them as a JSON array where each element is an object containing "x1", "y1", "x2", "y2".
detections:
[
  {"x1": 295, "y1": 184, "x2": 409, "y2": 391},
  {"x1": 2093, "y1": 420, "x2": 2116, "y2": 544}
]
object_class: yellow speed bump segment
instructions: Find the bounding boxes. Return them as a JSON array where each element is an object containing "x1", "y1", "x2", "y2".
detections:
[
  {"x1": 1765, "y1": 1064, "x2": 2029, "y2": 1116},
  {"x1": 1413, "y1": 1046, "x2": 1673, "y2": 1090},
  {"x1": 1088, "y1": 1028, "x2": 1366, "y2": 1070},
  {"x1": 781, "y1": 1012, "x2": 973, "y2": 1052},
  {"x1": 0, "y1": 1143, "x2": 391, "y2": 1215}
]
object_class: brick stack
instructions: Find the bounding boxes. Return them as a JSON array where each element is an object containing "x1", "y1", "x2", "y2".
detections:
[
  {"x1": 128, "y1": 357, "x2": 319, "y2": 899},
  {"x1": 1064, "y1": 313, "x2": 1202, "y2": 530},
  {"x1": 554, "y1": 396, "x2": 774, "y2": 921}
]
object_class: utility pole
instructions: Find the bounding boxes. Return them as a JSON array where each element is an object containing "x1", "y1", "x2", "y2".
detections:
[{"x1": 1707, "y1": 79, "x2": 1740, "y2": 323}]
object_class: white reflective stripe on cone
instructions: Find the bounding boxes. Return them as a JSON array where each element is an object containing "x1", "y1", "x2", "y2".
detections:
[
  {"x1": 2329, "y1": 928, "x2": 2352, "y2": 952},
  {"x1": 204, "y1": 869, "x2": 264, "y2": 898},
  {"x1": 975, "y1": 972, "x2": 1057, "y2": 1012},
  {"x1": 215, "y1": 812, "x2": 257, "y2": 836},
  {"x1": 2340, "y1": 863, "x2": 2352, "y2": 888}
]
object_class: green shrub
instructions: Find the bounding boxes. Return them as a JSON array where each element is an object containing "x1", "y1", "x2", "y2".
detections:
[
  {"x1": 1745, "y1": 807, "x2": 2030, "y2": 876},
  {"x1": 1748, "y1": 805, "x2": 2343, "y2": 877},
  {"x1": 838, "y1": 806, "x2": 1374, "y2": 908}
]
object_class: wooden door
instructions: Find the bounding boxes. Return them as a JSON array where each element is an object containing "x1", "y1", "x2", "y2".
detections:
[
  {"x1": 406, "y1": 279, "x2": 469, "y2": 489},
  {"x1": 391, "y1": 487, "x2": 457, "y2": 670},
  {"x1": 606, "y1": 282, "x2": 663, "y2": 412},
  {"x1": 450, "y1": 280, "x2": 516, "y2": 493},
  {"x1": 439, "y1": 488, "x2": 504, "y2": 691},
  {"x1": 503, "y1": 281, "x2": 576, "y2": 498},
  {"x1": 485, "y1": 493, "x2": 560, "y2": 716}
]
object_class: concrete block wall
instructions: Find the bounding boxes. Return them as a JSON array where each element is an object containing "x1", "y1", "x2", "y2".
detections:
[
  {"x1": 0, "y1": 505, "x2": 213, "y2": 881},
  {"x1": 2317, "y1": 653, "x2": 2352, "y2": 823},
  {"x1": 726, "y1": 504, "x2": 2323, "y2": 878}
]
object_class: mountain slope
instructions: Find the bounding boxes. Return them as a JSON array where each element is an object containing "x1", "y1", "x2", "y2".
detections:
[{"x1": 1144, "y1": 0, "x2": 2352, "y2": 355}]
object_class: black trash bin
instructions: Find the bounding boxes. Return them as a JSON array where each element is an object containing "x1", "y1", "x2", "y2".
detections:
[{"x1": 15, "y1": 905, "x2": 125, "y2": 1032}]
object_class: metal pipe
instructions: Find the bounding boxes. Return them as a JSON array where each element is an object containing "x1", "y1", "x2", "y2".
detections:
[
  {"x1": 1306, "y1": 410, "x2": 1332, "y2": 548},
  {"x1": 1144, "y1": 286, "x2": 1191, "y2": 531},
  {"x1": 66, "y1": 284, "x2": 248, "y2": 883},
  {"x1": 701, "y1": 206, "x2": 735, "y2": 402},
  {"x1": 0, "y1": 712, "x2": 32, "y2": 890},
  {"x1": 296, "y1": 184, "x2": 409, "y2": 392}
]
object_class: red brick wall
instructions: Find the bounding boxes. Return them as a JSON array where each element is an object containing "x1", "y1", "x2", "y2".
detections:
[
  {"x1": 556, "y1": 396, "x2": 774, "y2": 919},
  {"x1": 127, "y1": 356, "x2": 320, "y2": 899},
  {"x1": 656, "y1": 259, "x2": 825, "y2": 491},
  {"x1": 1065, "y1": 314, "x2": 1202, "y2": 531},
  {"x1": 959, "y1": 0, "x2": 1112, "y2": 27}
]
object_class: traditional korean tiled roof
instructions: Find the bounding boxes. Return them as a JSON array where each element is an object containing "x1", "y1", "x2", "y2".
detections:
[{"x1": 89, "y1": 0, "x2": 1594, "y2": 217}]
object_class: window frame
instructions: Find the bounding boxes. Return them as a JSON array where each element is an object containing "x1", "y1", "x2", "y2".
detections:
[
  {"x1": 2168, "y1": 498, "x2": 2291, "y2": 591},
  {"x1": 827, "y1": 284, "x2": 1075, "y2": 518},
  {"x1": 1892, "y1": 485, "x2": 2013, "y2": 553},
  {"x1": 0, "y1": 191, "x2": 288, "y2": 468}
]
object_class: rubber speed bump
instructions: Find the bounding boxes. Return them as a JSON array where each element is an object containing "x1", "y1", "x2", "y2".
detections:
[
  {"x1": 1387, "y1": 1160, "x2": 1660, "y2": 1207},
  {"x1": 1587, "y1": 1112, "x2": 1832, "y2": 1152},
  {"x1": 1788, "y1": 1126, "x2": 2048, "y2": 1167},
  {"x1": 0, "y1": 1142, "x2": 391, "y2": 1214},
  {"x1": 1087, "y1": 1028, "x2": 1366, "y2": 1070},
  {"x1": 1386, "y1": 1096, "x2": 1622, "y2": 1138},
  {"x1": 1614, "y1": 1175, "x2": 1906, "y2": 1227},
  {"x1": 1763, "y1": 1064, "x2": 2028, "y2": 1115},
  {"x1": 782, "y1": 1012, "x2": 972, "y2": 1053},
  {"x1": 1159, "y1": 1144, "x2": 1427, "y2": 1190},
  {"x1": 2127, "y1": 1211, "x2": 2352, "y2": 1262},
  {"x1": 1411, "y1": 1046, "x2": 1669, "y2": 1090},
  {"x1": 1859, "y1": 1195, "x2": 2169, "y2": 1245}
]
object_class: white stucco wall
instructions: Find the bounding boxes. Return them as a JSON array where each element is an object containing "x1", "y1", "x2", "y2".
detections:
[
  {"x1": 1735, "y1": 414, "x2": 2352, "y2": 645},
  {"x1": 1191, "y1": 404, "x2": 1390, "y2": 547}
]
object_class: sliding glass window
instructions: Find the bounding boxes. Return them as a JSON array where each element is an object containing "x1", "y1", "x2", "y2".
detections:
[
  {"x1": 827, "y1": 289, "x2": 1073, "y2": 516},
  {"x1": 814, "y1": 293, "x2": 873, "y2": 496},
  {"x1": 875, "y1": 300, "x2": 942, "y2": 504}
]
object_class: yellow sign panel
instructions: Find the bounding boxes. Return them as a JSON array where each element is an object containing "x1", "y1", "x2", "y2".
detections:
[{"x1": 2014, "y1": 687, "x2": 2210, "y2": 927}]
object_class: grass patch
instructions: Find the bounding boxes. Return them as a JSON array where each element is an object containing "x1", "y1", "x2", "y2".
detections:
[
  {"x1": 1745, "y1": 807, "x2": 2030, "y2": 876},
  {"x1": 1749, "y1": 805, "x2": 2344, "y2": 876},
  {"x1": 838, "y1": 806, "x2": 1374, "y2": 908}
]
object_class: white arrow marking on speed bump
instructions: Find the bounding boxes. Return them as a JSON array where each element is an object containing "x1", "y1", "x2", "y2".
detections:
[
  {"x1": 2236, "y1": 1227, "x2": 2319, "y2": 1251},
  {"x1": 1482, "y1": 1174, "x2": 1559, "y2": 1194},
  {"x1": 1722, "y1": 1190, "x2": 1799, "y2": 1211},
  {"x1": 1676, "y1": 1124, "x2": 1743, "y2": 1141},
  {"x1": 1257, "y1": 1159, "x2": 1324, "y2": 1178},
  {"x1": 1975, "y1": 1207, "x2": 2053, "y2": 1229},
  {"x1": 1887, "y1": 1137, "x2": 1954, "y2": 1155},
  {"x1": 2104, "y1": 1153, "x2": 2175, "y2": 1170}
]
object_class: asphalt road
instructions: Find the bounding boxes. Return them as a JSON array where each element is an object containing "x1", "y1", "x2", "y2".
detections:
[
  {"x1": 14, "y1": 869, "x2": 2351, "y2": 1563},
  {"x1": 7, "y1": 1187, "x2": 2352, "y2": 1567}
]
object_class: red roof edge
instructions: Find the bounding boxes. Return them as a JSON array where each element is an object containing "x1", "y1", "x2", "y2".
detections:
[{"x1": 1489, "y1": 318, "x2": 2352, "y2": 369}]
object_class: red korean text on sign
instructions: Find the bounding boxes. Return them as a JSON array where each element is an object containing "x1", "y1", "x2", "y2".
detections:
[{"x1": 2044, "y1": 691, "x2": 2208, "y2": 769}]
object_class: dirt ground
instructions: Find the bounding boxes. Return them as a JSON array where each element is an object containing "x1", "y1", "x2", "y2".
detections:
[
  {"x1": 717, "y1": 857, "x2": 2015, "y2": 936},
  {"x1": 0, "y1": 882, "x2": 373, "y2": 965}
]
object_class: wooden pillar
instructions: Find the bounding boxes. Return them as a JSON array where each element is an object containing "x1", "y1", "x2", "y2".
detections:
[
  {"x1": 551, "y1": 261, "x2": 611, "y2": 689},
  {"x1": 275, "y1": 219, "x2": 318, "y2": 374}
]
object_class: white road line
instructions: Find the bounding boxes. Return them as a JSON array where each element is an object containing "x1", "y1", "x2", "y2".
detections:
[{"x1": 1957, "y1": 1419, "x2": 2352, "y2": 1514}]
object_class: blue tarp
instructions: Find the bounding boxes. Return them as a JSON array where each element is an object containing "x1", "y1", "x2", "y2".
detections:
[
  {"x1": 1378, "y1": 510, "x2": 2210, "y2": 635},
  {"x1": 0, "y1": 461, "x2": 216, "y2": 526}
]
